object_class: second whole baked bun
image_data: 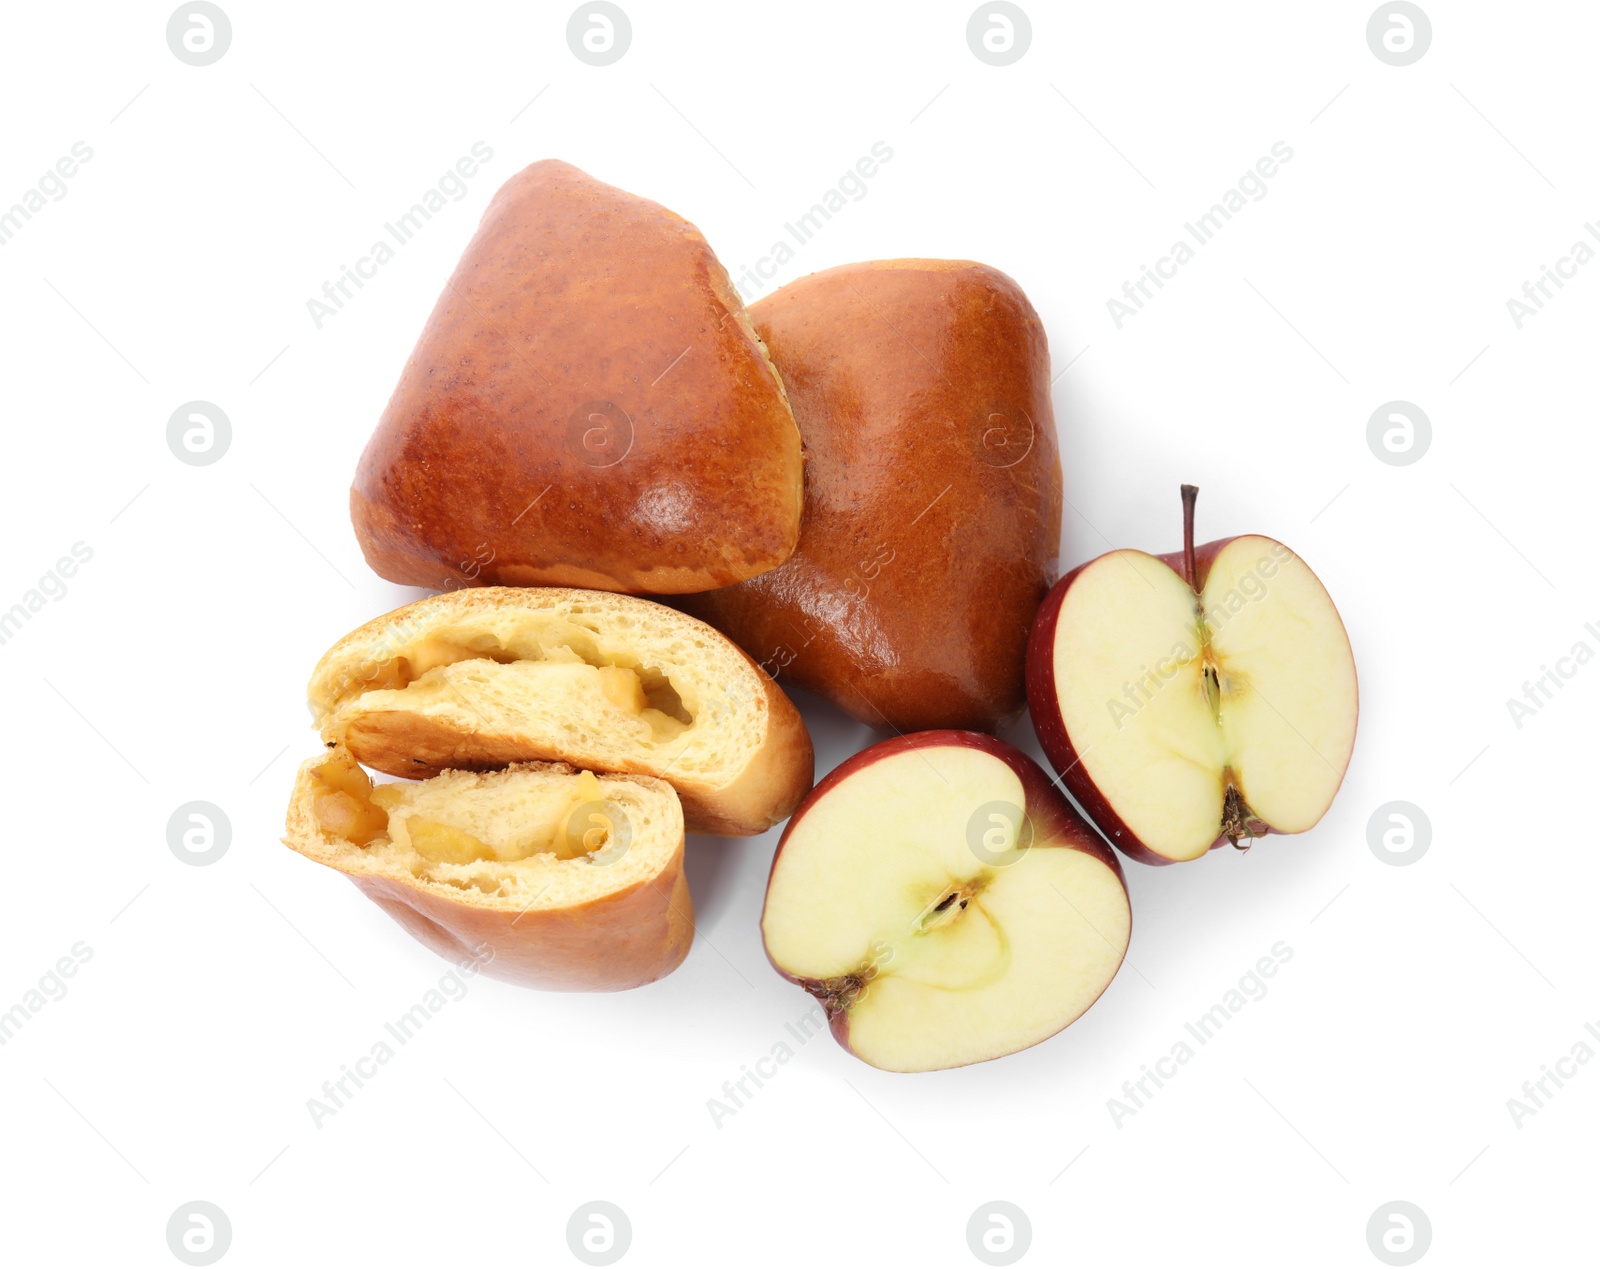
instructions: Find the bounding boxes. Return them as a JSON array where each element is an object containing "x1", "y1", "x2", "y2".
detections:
[
  {"x1": 681, "y1": 259, "x2": 1063, "y2": 733},
  {"x1": 308, "y1": 587, "x2": 814, "y2": 836}
]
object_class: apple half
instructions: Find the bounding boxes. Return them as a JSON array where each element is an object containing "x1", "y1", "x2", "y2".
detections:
[
  {"x1": 1027, "y1": 485, "x2": 1358, "y2": 866},
  {"x1": 761, "y1": 732, "x2": 1130, "y2": 1072}
]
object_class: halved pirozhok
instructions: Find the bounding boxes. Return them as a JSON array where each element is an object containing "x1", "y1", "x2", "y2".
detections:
[
  {"x1": 307, "y1": 587, "x2": 814, "y2": 836},
  {"x1": 284, "y1": 748, "x2": 691, "y2": 991}
]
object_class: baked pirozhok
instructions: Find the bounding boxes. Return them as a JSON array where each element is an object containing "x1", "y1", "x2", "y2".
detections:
[
  {"x1": 350, "y1": 160, "x2": 804, "y2": 595},
  {"x1": 308, "y1": 587, "x2": 814, "y2": 836},
  {"x1": 285, "y1": 750, "x2": 690, "y2": 991}
]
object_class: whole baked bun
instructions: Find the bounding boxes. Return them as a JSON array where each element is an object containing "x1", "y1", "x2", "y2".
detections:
[
  {"x1": 308, "y1": 587, "x2": 814, "y2": 836},
  {"x1": 284, "y1": 749, "x2": 690, "y2": 991},
  {"x1": 681, "y1": 259, "x2": 1063, "y2": 733},
  {"x1": 351, "y1": 159, "x2": 804, "y2": 595}
]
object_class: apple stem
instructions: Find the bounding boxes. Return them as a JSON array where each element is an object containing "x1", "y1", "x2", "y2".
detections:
[{"x1": 1181, "y1": 484, "x2": 1199, "y2": 591}]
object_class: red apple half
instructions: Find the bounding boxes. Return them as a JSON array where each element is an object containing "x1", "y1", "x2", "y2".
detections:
[
  {"x1": 761, "y1": 731, "x2": 1130, "y2": 1072},
  {"x1": 1027, "y1": 485, "x2": 1359, "y2": 866}
]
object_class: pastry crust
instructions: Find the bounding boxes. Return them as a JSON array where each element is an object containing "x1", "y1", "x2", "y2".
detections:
[
  {"x1": 350, "y1": 159, "x2": 803, "y2": 595},
  {"x1": 308, "y1": 586, "x2": 814, "y2": 836},
  {"x1": 681, "y1": 259, "x2": 1063, "y2": 733},
  {"x1": 283, "y1": 753, "x2": 693, "y2": 991}
]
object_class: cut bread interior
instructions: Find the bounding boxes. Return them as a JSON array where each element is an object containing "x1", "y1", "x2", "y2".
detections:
[
  {"x1": 762, "y1": 742, "x2": 1130, "y2": 1072},
  {"x1": 308, "y1": 587, "x2": 813, "y2": 836},
  {"x1": 288, "y1": 748, "x2": 680, "y2": 904},
  {"x1": 1049, "y1": 536, "x2": 1358, "y2": 862},
  {"x1": 284, "y1": 749, "x2": 691, "y2": 991}
]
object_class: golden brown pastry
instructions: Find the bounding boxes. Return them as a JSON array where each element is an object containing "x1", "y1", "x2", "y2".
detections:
[
  {"x1": 350, "y1": 159, "x2": 804, "y2": 595},
  {"x1": 681, "y1": 259, "x2": 1063, "y2": 732},
  {"x1": 284, "y1": 750, "x2": 690, "y2": 991},
  {"x1": 308, "y1": 587, "x2": 814, "y2": 836}
]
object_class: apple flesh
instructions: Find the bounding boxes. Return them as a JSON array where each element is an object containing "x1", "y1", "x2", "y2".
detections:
[
  {"x1": 1027, "y1": 485, "x2": 1358, "y2": 866},
  {"x1": 761, "y1": 732, "x2": 1130, "y2": 1072}
]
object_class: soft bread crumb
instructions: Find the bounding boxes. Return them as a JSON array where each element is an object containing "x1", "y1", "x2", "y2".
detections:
[
  {"x1": 303, "y1": 587, "x2": 812, "y2": 835},
  {"x1": 285, "y1": 752, "x2": 683, "y2": 912}
]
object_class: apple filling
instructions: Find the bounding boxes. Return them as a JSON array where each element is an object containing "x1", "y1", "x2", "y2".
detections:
[
  {"x1": 325, "y1": 616, "x2": 694, "y2": 744},
  {"x1": 762, "y1": 744, "x2": 1130, "y2": 1072},
  {"x1": 308, "y1": 751, "x2": 622, "y2": 866},
  {"x1": 1050, "y1": 533, "x2": 1358, "y2": 861}
]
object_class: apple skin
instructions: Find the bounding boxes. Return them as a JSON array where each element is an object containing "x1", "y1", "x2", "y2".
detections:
[
  {"x1": 761, "y1": 729, "x2": 1128, "y2": 1064},
  {"x1": 1025, "y1": 534, "x2": 1360, "y2": 866}
]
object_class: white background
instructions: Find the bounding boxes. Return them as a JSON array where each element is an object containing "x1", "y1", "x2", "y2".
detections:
[{"x1": 1, "y1": 2, "x2": 1594, "y2": 1265}]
